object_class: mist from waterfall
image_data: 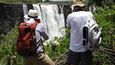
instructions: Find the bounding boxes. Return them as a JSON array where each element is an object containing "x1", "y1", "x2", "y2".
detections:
[{"x1": 23, "y1": 4, "x2": 65, "y2": 41}]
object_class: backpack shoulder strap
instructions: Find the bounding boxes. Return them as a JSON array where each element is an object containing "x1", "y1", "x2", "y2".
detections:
[
  {"x1": 36, "y1": 38, "x2": 45, "y2": 53},
  {"x1": 30, "y1": 22, "x2": 39, "y2": 31}
]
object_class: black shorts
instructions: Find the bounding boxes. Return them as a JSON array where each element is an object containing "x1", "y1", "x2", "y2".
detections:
[{"x1": 67, "y1": 50, "x2": 93, "y2": 65}]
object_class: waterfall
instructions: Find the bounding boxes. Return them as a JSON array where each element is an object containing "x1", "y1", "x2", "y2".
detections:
[
  {"x1": 23, "y1": 4, "x2": 65, "y2": 41},
  {"x1": 23, "y1": 4, "x2": 28, "y2": 15}
]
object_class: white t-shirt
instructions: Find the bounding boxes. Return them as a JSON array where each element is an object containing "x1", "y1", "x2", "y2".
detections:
[{"x1": 66, "y1": 11, "x2": 93, "y2": 52}]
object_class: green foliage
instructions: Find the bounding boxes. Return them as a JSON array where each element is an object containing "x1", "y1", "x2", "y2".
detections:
[
  {"x1": 0, "y1": 24, "x2": 18, "y2": 65},
  {"x1": 87, "y1": 0, "x2": 114, "y2": 7},
  {"x1": 93, "y1": 51, "x2": 114, "y2": 65},
  {"x1": 45, "y1": 28, "x2": 70, "y2": 61},
  {"x1": 92, "y1": 4, "x2": 115, "y2": 65},
  {"x1": 94, "y1": 5, "x2": 115, "y2": 46},
  {"x1": 0, "y1": 3, "x2": 115, "y2": 65},
  {"x1": 0, "y1": 24, "x2": 70, "y2": 65},
  {"x1": 0, "y1": 0, "x2": 42, "y2": 3}
]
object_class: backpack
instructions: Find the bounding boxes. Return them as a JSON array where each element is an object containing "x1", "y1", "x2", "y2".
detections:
[
  {"x1": 16, "y1": 21, "x2": 40, "y2": 57},
  {"x1": 83, "y1": 18, "x2": 102, "y2": 51}
]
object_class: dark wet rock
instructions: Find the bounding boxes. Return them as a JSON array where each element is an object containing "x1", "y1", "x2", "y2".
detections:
[{"x1": 0, "y1": 3, "x2": 23, "y2": 35}]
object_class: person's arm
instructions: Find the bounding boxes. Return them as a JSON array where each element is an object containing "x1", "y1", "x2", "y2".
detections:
[
  {"x1": 39, "y1": 31, "x2": 49, "y2": 40},
  {"x1": 66, "y1": 14, "x2": 71, "y2": 28},
  {"x1": 36, "y1": 23, "x2": 49, "y2": 40}
]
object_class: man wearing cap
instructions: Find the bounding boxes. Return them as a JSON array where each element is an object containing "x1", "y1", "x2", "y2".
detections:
[
  {"x1": 21, "y1": 9, "x2": 55, "y2": 65},
  {"x1": 66, "y1": 2, "x2": 93, "y2": 65}
]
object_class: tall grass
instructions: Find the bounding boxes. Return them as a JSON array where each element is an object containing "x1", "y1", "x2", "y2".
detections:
[
  {"x1": 93, "y1": 4, "x2": 115, "y2": 65},
  {"x1": 0, "y1": 3, "x2": 115, "y2": 65},
  {"x1": 0, "y1": 24, "x2": 70, "y2": 65},
  {"x1": 0, "y1": 23, "x2": 18, "y2": 65},
  {"x1": 0, "y1": 0, "x2": 42, "y2": 4}
]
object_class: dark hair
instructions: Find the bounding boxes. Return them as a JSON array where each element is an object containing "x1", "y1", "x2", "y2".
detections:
[{"x1": 73, "y1": 6, "x2": 86, "y2": 12}]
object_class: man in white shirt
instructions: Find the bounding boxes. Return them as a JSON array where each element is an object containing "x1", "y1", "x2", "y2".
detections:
[
  {"x1": 22, "y1": 9, "x2": 55, "y2": 65},
  {"x1": 66, "y1": 2, "x2": 93, "y2": 65}
]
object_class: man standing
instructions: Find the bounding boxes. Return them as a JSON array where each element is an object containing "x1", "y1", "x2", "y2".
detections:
[
  {"x1": 66, "y1": 2, "x2": 93, "y2": 65},
  {"x1": 17, "y1": 9, "x2": 55, "y2": 65}
]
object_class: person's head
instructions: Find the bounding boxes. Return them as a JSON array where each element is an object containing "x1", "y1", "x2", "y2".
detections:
[
  {"x1": 71, "y1": 2, "x2": 86, "y2": 12},
  {"x1": 24, "y1": 9, "x2": 41, "y2": 22},
  {"x1": 27, "y1": 9, "x2": 39, "y2": 18}
]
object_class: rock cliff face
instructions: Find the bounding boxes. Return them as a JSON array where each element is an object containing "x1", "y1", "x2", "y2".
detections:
[
  {"x1": 0, "y1": 3, "x2": 72, "y2": 35},
  {"x1": 63, "y1": 5, "x2": 72, "y2": 26},
  {"x1": 0, "y1": 3, "x2": 23, "y2": 35}
]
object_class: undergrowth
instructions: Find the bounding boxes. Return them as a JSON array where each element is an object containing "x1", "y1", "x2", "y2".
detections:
[{"x1": 0, "y1": 3, "x2": 115, "y2": 65}]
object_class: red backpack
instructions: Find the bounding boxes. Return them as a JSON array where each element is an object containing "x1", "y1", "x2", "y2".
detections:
[{"x1": 16, "y1": 21, "x2": 39, "y2": 57}]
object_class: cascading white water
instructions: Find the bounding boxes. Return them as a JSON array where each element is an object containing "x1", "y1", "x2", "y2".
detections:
[
  {"x1": 23, "y1": 4, "x2": 65, "y2": 41},
  {"x1": 23, "y1": 4, "x2": 28, "y2": 15}
]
